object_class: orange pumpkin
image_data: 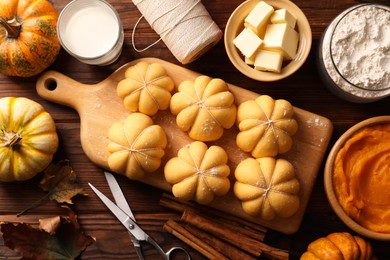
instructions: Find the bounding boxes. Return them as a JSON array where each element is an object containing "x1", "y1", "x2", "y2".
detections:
[
  {"x1": 301, "y1": 232, "x2": 374, "y2": 260},
  {"x1": 0, "y1": 0, "x2": 60, "y2": 77}
]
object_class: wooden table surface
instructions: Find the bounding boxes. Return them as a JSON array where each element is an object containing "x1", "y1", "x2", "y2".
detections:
[{"x1": 0, "y1": 0, "x2": 389, "y2": 259}]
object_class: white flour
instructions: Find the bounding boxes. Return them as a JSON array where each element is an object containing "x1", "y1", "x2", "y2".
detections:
[
  {"x1": 331, "y1": 5, "x2": 390, "y2": 90},
  {"x1": 320, "y1": 4, "x2": 390, "y2": 101}
]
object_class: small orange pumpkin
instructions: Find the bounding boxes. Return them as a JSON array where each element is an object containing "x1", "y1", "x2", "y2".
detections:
[
  {"x1": 0, "y1": 0, "x2": 61, "y2": 77},
  {"x1": 301, "y1": 232, "x2": 374, "y2": 260}
]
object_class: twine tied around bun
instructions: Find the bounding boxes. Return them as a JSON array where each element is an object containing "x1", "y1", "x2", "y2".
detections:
[{"x1": 131, "y1": 0, "x2": 222, "y2": 64}]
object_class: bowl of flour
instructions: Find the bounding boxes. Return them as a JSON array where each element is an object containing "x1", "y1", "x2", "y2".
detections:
[{"x1": 318, "y1": 4, "x2": 390, "y2": 103}]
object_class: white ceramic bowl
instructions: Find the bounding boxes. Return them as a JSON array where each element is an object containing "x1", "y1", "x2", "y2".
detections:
[{"x1": 224, "y1": 0, "x2": 312, "y2": 82}]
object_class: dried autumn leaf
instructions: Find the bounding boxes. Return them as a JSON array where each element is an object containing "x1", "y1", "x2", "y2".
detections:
[
  {"x1": 1, "y1": 211, "x2": 95, "y2": 260},
  {"x1": 39, "y1": 216, "x2": 61, "y2": 235},
  {"x1": 40, "y1": 206, "x2": 81, "y2": 235},
  {"x1": 17, "y1": 160, "x2": 88, "y2": 217},
  {"x1": 40, "y1": 160, "x2": 88, "y2": 204}
]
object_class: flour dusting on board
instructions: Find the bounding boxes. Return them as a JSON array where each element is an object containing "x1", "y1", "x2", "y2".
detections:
[{"x1": 306, "y1": 117, "x2": 328, "y2": 129}]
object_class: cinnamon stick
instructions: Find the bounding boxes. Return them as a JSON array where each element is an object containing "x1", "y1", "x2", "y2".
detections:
[
  {"x1": 185, "y1": 224, "x2": 256, "y2": 260},
  {"x1": 163, "y1": 219, "x2": 228, "y2": 260},
  {"x1": 160, "y1": 193, "x2": 267, "y2": 239},
  {"x1": 181, "y1": 210, "x2": 289, "y2": 260},
  {"x1": 216, "y1": 216, "x2": 266, "y2": 241}
]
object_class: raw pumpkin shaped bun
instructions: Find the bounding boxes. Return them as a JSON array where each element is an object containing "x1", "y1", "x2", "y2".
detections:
[
  {"x1": 236, "y1": 95, "x2": 298, "y2": 158},
  {"x1": 164, "y1": 141, "x2": 231, "y2": 204},
  {"x1": 107, "y1": 113, "x2": 167, "y2": 180},
  {"x1": 170, "y1": 75, "x2": 237, "y2": 141},
  {"x1": 234, "y1": 157, "x2": 300, "y2": 220},
  {"x1": 117, "y1": 61, "x2": 174, "y2": 116}
]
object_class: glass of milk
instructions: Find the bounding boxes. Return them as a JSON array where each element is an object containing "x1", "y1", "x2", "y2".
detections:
[{"x1": 57, "y1": 0, "x2": 124, "y2": 65}]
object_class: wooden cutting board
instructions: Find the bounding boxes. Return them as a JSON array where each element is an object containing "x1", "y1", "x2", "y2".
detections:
[{"x1": 36, "y1": 57, "x2": 333, "y2": 234}]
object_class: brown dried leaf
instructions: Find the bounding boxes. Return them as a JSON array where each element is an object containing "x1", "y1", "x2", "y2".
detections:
[
  {"x1": 1, "y1": 209, "x2": 95, "y2": 260},
  {"x1": 39, "y1": 216, "x2": 61, "y2": 235},
  {"x1": 40, "y1": 160, "x2": 88, "y2": 204}
]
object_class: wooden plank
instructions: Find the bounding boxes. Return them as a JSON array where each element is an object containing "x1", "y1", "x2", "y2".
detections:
[{"x1": 36, "y1": 57, "x2": 333, "y2": 234}]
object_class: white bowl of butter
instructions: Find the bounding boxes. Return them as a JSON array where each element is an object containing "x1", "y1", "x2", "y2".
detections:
[{"x1": 225, "y1": 0, "x2": 312, "y2": 81}]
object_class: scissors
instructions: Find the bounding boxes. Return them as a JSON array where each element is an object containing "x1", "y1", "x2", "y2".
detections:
[{"x1": 89, "y1": 171, "x2": 191, "y2": 260}]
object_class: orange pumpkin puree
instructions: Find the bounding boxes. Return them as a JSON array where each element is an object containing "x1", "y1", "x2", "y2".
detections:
[{"x1": 333, "y1": 123, "x2": 390, "y2": 233}]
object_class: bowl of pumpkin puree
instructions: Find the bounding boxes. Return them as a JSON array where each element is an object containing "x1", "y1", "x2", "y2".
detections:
[{"x1": 325, "y1": 116, "x2": 390, "y2": 241}]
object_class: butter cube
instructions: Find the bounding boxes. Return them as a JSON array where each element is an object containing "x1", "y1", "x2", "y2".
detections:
[
  {"x1": 263, "y1": 23, "x2": 299, "y2": 60},
  {"x1": 233, "y1": 28, "x2": 263, "y2": 58},
  {"x1": 254, "y1": 50, "x2": 283, "y2": 73},
  {"x1": 270, "y1": 9, "x2": 297, "y2": 29},
  {"x1": 244, "y1": 1, "x2": 274, "y2": 35},
  {"x1": 245, "y1": 56, "x2": 255, "y2": 65}
]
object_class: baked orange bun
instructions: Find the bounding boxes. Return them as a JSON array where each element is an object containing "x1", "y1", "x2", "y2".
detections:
[
  {"x1": 234, "y1": 157, "x2": 300, "y2": 220},
  {"x1": 117, "y1": 61, "x2": 174, "y2": 116},
  {"x1": 164, "y1": 141, "x2": 231, "y2": 204},
  {"x1": 170, "y1": 76, "x2": 236, "y2": 141},
  {"x1": 107, "y1": 113, "x2": 167, "y2": 180},
  {"x1": 236, "y1": 95, "x2": 298, "y2": 158}
]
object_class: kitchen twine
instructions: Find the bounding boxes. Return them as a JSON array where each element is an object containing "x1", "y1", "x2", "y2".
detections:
[{"x1": 131, "y1": 0, "x2": 222, "y2": 64}]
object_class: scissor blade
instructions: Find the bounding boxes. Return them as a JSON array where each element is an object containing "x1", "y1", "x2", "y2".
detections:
[
  {"x1": 104, "y1": 171, "x2": 136, "y2": 221},
  {"x1": 88, "y1": 183, "x2": 147, "y2": 241}
]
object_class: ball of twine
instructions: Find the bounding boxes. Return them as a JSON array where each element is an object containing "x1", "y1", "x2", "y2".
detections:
[{"x1": 132, "y1": 0, "x2": 222, "y2": 64}]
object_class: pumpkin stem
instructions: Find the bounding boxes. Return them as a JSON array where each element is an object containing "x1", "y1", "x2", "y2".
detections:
[
  {"x1": 0, "y1": 131, "x2": 23, "y2": 147},
  {"x1": 0, "y1": 17, "x2": 22, "y2": 38}
]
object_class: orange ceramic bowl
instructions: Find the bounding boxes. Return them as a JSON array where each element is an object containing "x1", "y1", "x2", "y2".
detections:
[
  {"x1": 324, "y1": 116, "x2": 390, "y2": 241},
  {"x1": 224, "y1": 0, "x2": 312, "y2": 82}
]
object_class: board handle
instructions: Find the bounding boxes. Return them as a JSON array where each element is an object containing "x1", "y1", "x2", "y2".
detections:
[{"x1": 36, "y1": 70, "x2": 95, "y2": 110}]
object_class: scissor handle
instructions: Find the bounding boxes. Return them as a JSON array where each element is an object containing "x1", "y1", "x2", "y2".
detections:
[
  {"x1": 146, "y1": 235, "x2": 191, "y2": 260},
  {"x1": 165, "y1": 247, "x2": 191, "y2": 260}
]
